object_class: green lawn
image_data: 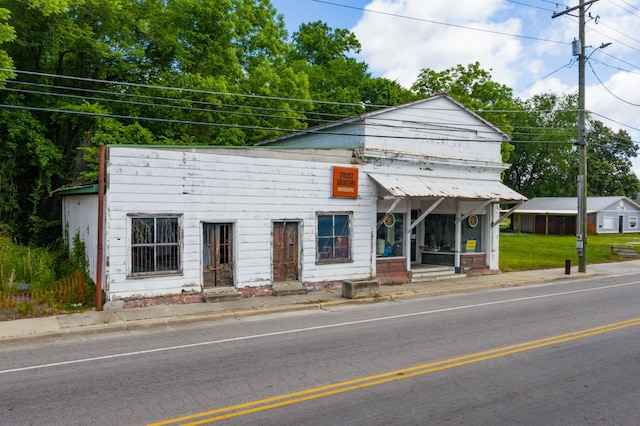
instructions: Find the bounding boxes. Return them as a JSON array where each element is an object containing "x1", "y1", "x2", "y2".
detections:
[{"x1": 499, "y1": 233, "x2": 640, "y2": 272}]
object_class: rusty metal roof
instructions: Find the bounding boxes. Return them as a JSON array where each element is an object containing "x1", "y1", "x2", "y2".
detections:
[{"x1": 368, "y1": 173, "x2": 527, "y2": 201}]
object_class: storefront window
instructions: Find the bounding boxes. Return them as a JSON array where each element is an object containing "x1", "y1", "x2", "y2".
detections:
[
  {"x1": 424, "y1": 214, "x2": 455, "y2": 252},
  {"x1": 376, "y1": 213, "x2": 405, "y2": 257},
  {"x1": 462, "y1": 215, "x2": 483, "y2": 252},
  {"x1": 423, "y1": 214, "x2": 484, "y2": 252}
]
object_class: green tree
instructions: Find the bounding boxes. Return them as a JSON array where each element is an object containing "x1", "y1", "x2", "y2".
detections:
[
  {"x1": 586, "y1": 121, "x2": 639, "y2": 198},
  {"x1": 0, "y1": 104, "x2": 61, "y2": 242},
  {"x1": 0, "y1": 6, "x2": 15, "y2": 81},
  {"x1": 503, "y1": 93, "x2": 578, "y2": 197},
  {"x1": 113, "y1": 0, "x2": 311, "y2": 144},
  {"x1": 0, "y1": 0, "x2": 313, "y2": 243},
  {"x1": 288, "y1": 21, "x2": 415, "y2": 124}
]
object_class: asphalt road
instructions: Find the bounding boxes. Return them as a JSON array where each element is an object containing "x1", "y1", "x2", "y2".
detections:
[{"x1": 1, "y1": 272, "x2": 640, "y2": 425}]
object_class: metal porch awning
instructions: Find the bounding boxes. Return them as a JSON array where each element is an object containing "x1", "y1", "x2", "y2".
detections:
[{"x1": 367, "y1": 173, "x2": 527, "y2": 202}]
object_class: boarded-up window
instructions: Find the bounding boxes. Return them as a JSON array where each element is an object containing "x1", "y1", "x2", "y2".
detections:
[
  {"x1": 603, "y1": 216, "x2": 614, "y2": 230},
  {"x1": 317, "y1": 213, "x2": 351, "y2": 263},
  {"x1": 131, "y1": 216, "x2": 180, "y2": 275}
]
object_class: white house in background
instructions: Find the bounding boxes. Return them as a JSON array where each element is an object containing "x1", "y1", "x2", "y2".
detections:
[
  {"x1": 57, "y1": 94, "x2": 526, "y2": 308},
  {"x1": 511, "y1": 196, "x2": 640, "y2": 235}
]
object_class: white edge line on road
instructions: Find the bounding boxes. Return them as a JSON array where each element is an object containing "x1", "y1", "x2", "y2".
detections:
[{"x1": 2, "y1": 280, "x2": 639, "y2": 375}]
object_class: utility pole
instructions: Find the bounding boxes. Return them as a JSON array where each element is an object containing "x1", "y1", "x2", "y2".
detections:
[{"x1": 553, "y1": 0, "x2": 598, "y2": 273}]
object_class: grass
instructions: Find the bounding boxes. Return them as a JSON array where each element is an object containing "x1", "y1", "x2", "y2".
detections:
[
  {"x1": 0, "y1": 234, "x2": 94, "y2": 321},
  {"x1": 499, "y1": 233, "x2": 640, "y2": 272}
]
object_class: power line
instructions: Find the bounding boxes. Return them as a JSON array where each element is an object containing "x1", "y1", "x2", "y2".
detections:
[
  {"x1": 505, "y1": 0, "x2": 556, "y2": 13},
  {"x1": 0, "y1": 83, "x2": 613, "y2": 139},
  {"x1": 311, "y1": 0, "x2": 570, "y2": 45},
  {"x1": 588, "y1": 60, "x2": 640, "y2": 106},
  {"x1": 0, "y1": 103, "x2": 518, "y2": 143},
  {"x1": 595, "y1": 52, "x2": 640, "y2": 74},
  {"x1": 2, "y1": 79, "x2": 348, "y2": 121},
  {"x1": 0, "y1": 85, "x2": 320, "y2": 125},
  {"x1": 597, "y1": 20, "x2": 640, "y2": 47},
  {"x1": 4, "y1": 67, "x2": 639, "y2": 142},
  {"x1": 590, "y1": 111, "x2": 640, "y2": 133},
  {"x1": 514, "y1": 59, "x2": 576, "y2": 94},
  {"x1": 0, "y1": 68, "x2": 586, "y2": 119},
  {"x1": 609, "y1": 0, "x2": 640, "y2": 17},
  {"x1": 0, "y1": 98, "x2": 592, "y2": 143},
  {"x1": 0, "y1": 68, "x2": 386, "y2": 109}
]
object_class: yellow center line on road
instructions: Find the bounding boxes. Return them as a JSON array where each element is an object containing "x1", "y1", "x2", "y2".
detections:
[{"x1": 149, "y1": 317, "x2": 640, "y2": 426}]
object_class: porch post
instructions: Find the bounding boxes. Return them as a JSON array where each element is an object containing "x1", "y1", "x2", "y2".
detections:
[
  {"x1": 455, "y1": 200, "x2": 462, "y2": 273},
  {"x1": 406, "y1": 198, "x2": 412, "y2": 273}
]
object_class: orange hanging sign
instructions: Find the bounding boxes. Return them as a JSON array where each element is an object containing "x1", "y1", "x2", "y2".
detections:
[{"x1": 332, "y1": 166, "x2": 358, "y2": 198}]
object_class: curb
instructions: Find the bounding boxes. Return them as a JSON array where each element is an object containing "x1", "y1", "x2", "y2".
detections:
[{"x1": 0, "y1": 268, "x2": 614, "y2": 343}]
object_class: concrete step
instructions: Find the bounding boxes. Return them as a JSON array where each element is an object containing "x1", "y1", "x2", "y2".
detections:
[
  {"x1": 411, "y1": 266, "x2": 458, "y2": 282},
  {"x1": 342, "y1": 279, "x2": 380, "y2": 299},
  {"x1": 612, "y1": 246, "x2": 640, "y2": 258},
  {"x1": 203, "y1": 287, "x2": 241, "y2": 302},
  {"x1": 272, "y1": 282, "x2": 308, "y2": 296}
]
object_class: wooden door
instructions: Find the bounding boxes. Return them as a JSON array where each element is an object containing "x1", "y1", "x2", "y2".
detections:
[
  {"x1": 273, "y1": 221, "x2": 299, "y2": 282},
  {"x1": 203, "y1": 223, "x2": 233, "y2": 288}
]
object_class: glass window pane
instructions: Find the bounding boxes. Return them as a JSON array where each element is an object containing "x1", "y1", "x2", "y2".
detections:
[
  {"x1": 318, "y1": 215, "x2": 333, "y2": 236},
  {"x1": 157, "y1": 218, "x2": 178, "y2": 243},
  {"x1": 318, "y1": 235, "x2": 334, "y2": 261},
  {"x1": 376, "y1": 213, "x2": 404, "y2": 256},
  {"x1": 335, "y1": 215, "x2": 349, "y2": 236},
  {"x1": 132, "y1": 246, "x2": 154, "y2": 273},
  {"x1": 132, "y1": 218, "x2": 154, "y2": 244},
  {"x1": 156, "y1": 245, "x2": 178, "y2": 271},
  {"x1": 335, "y1": 236, "x2": 349, "y2": 259}
]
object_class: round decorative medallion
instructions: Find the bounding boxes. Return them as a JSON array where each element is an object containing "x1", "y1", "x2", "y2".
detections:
[
  {"x1": 468, "y1": 215, "x2": 478, "y2": 228},
  {"x1": 383, "y1": 213, "x2": 396, "y2": 228}
]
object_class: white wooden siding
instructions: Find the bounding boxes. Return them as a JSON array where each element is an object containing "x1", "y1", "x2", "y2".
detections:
[
  {"x1": 363, "y1": 97, "x2": 505, "y2": 164},
  {"x1": 104, "y1": 147, "x2": 375, "y2": 300},
  {"x1": 62, "y1": 194, "x2": 98, "y2": 282}
]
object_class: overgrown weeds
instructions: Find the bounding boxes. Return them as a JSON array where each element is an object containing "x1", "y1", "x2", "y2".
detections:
[{"x1": 0, "y1": 234, "x2": 95, "y2": 321}]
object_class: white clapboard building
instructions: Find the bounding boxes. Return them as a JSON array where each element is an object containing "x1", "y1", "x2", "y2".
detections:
[{"x1": 58, "y1": 95, "x2": 526, "y2": 308}]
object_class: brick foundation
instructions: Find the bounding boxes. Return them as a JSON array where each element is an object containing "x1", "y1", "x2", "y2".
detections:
[
  {"x1": 304, "y1": 280, "x2": 343, "y2": 292},
  {"x1": 465, "y1": 267, "x2": 499, "y2": 277},
  {"x1": 123, "y1": 293, "x2": 204, "y2": 309},
  {"x1": 238, "y1": 286, "x2": 274, "y2": 298},
  {"x1": 118, "y1": 280, "x2": 353, "y2": 308}
]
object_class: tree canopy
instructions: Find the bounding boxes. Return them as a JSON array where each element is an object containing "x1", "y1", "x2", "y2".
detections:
[
  {"x1": 0, "y1": 1, "x2": 637, "y2": 245},
  {"x1": 287, "y1": 21, "x2": 415, "y2": 123}
]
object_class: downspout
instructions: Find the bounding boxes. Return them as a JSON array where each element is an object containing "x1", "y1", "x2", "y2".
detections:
[
  {"x1": 96, "y1": 145, "x2": 105, "y2": 311},
  {"x1": 455, "y1": 200, "x2": 462, "y2": 273}
]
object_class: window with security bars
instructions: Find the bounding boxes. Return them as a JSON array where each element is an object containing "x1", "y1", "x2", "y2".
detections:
[
  {"x1": 131, "y1": 216, "x2": 180, "y2": 274},
  {"x1": 317, "y1": 213, "x2": 351, "y2": 263}
]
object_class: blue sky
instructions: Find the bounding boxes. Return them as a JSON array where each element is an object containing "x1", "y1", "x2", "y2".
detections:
[
  {"x1": 271, "y1": 0, "x2": 366, "y2": 37},
  {"x1": 271, "y1": 0, "x2": 640, "y2": 173}
]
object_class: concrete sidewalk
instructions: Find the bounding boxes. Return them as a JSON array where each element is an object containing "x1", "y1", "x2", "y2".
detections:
[{"x1": 2, "y1": 261, "x2": 640, "y2": 343}]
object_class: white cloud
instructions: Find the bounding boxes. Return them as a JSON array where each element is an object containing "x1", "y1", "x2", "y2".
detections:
[
  {"x1": 352, "y1": 0, "x2": 523, "y2": 87},
  {"x1": 347, "y1": 0, "x2": 640, "y2": 177}
]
